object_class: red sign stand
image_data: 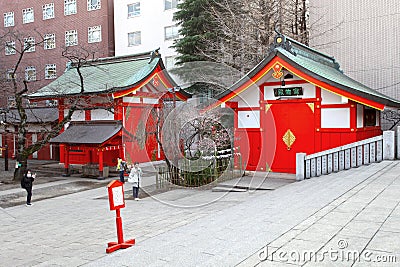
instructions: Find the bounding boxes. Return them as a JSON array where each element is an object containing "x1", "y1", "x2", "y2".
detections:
[{"x1": 106, "y1": 180, "x2": 135, "y2": 253}]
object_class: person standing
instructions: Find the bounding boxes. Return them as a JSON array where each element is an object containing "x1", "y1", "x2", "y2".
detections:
[
  {"x1": 116, "y1": 157, "x2": 126, "y2": 183},
  {"x1": 128, "y1": 162, "x2": 143, "y2": 200},
  {"x1": 22, "y1": 169, "x2": 36, "y2": 206}
]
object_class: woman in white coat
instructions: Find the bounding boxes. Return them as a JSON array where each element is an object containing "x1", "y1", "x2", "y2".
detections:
[{"x1": 128, "y1": 162, "x2": 143, "y2": 200}]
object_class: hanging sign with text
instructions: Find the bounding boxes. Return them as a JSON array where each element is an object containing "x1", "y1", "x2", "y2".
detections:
[{"x1": 274, "y1": 87, "x2": 303, "y2": 97}]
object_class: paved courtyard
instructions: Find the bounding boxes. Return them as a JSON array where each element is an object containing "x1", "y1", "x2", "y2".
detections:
[{"x1": 0, "y1": 161, "x2": 399, "y2": 266}]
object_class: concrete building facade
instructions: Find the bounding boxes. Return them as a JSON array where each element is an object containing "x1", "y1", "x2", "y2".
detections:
[
  {"x1": 310, "y1": 0, "x2": 400, "y2": 100},
  {"x1": 0, "y1": 0, "x2": 115, "y2": 107},
  {"x1": 113, "y1": 0, "x2": 179, "y2": 69}
]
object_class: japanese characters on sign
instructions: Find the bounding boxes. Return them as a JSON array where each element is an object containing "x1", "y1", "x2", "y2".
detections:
[{"x1": 274, "y1": 87, "x2": 303, "y2": 97}]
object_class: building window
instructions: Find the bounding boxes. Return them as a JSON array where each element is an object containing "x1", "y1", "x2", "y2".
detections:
[
  {"x1": 22, "y1": 8, "x2": 34, "y2": 24},
  {"x1": 88, "y1": 26, "x2": 101, "y2": 43},
  {"x1": 165, "y1": 0, "x2": 178, "y2": 10},
  {"x1": 44, "y1": 33, "x2": 56, "y2": 49},
  {"x1": 165, "y1": 56, "x2": 177, "y2": 69},
  {"x1": 164, "y1": 25, "x2": 179, "y2": 40},
  {"x1": 43, "y1": 3, "x2": 55, "y2": 20},
  {"x1": 128, "y1": 2, "x2": 140, "y2": 18},
  {"x1": 46, "y1": 100, "x2": 58, "y2": 107},
  {"x1": 364, "y1": 108, "x2": 377, "y2": 127},
  {"x1": 4, "y1": 12, "x2": 14, "y2": 27},
  {"x1": 45, "y1": 64, "x2": 57, "y2": 79},
  {"x1": 8, "y1": 96, "x2": 16, "y2": 108},
  {"x1": 5, "y1": 41, "x2": 16, "y2": 55},
  {"x1": 24, "y1": 37, "x2": 36, "y2": 52},
  {"x1": 25, "y1": 66, "x2": 36, "y2": 81},
  {"x1": 64, "y1": 0, "x2": 77, "y2": 16},
  {"x1": 65, "y1": 30, "x2": 78, "y2": 46},
  {"x1": 88, "y1": 0, "x2": 101, "y2": 11},
  {"x1": 128, "y1": 31, "x2": 141, "y2": 46},
  {"x1": 6, "y1": 69, "x2": 15, "y2": 80}
]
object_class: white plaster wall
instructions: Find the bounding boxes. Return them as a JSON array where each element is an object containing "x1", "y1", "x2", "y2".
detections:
[
  {"x1": 357, "y1": 104, "x2": 364, "y2": 128},
  {"x1": 64, "y1": 109, "x2": 84, "y2": 130},
  {"x1": 114, "y1": 0, "x2": 178, "y2": 64},
  {"x1": 321, "y1": 108, "x2": 350, "y2": 128},
  {"x1": 321, "y1": 89, "x2": 348, "y2": 104},
  {"x1": 143, "y1": 98, "x2": 159, "y2": 104},
  {"x1": 231, "y1": 84, "x2": 260, "y2": 108},
  {"x1": 64, "y1": 110, "x2": 85, "y2": 121},
  {"x1": 32, "y1": 134, "x2": 37, "y2": 159},
  {"x1": 124, "y1": 96, "x2": 141, "y2": 104},
  {"x1": 91, "y1": 109, "x2": 114, "y2": 120},
  {"x1": 238, "y1": 110, "x2": 260, "y2": 128}
]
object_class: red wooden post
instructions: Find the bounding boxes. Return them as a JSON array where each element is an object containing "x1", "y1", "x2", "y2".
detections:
[
  {"x1": 63, "y1": 145, "x2": 70, "y2": 176},
  {"x1": 99, "y1": 148, "x2": 104, "y2": 177},
  {"x1": 116, "y1": 209, "x2": 124, "y2": 244},
  {"x1": 106, "y1": 180, "x2": 135, "y2": 253}
]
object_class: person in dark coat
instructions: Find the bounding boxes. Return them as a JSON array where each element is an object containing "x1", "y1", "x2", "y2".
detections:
[
  {"x1": 23, "y1": 169, "x2": 36, "y2": 206},
  {"x1": 116, "y1": 157, "x2": 126, "y2": 183}
]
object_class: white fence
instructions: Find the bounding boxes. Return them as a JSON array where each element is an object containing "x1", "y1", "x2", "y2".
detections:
[{"x1": 296, "y1": 131, "x2": 395, "y2": 181}]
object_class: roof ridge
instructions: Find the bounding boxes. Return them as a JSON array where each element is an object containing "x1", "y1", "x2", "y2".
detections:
[
  {"x1": 284, "y1": 35, "x2": 335, "y2": 62},
  {"x1": 69, "y1": 49, "x2": 158, "y2": 69},
  {"x1": 271, "y1": 33, "x2": 342, "y2": 71}
]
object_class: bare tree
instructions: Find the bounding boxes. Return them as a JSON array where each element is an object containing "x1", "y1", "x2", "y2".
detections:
[
  {"x1": 382, "y1": 109, "x2": 400, "y2": 130},
  {"x1": 0, "y1": 29, "x2": 111, "y2": 181},
  {"x1": 175, "y1": 0, "x2": 314, "y2": 74},
  {"x1": 193, "y1": 0, "x2": 310, "y2": 74}
]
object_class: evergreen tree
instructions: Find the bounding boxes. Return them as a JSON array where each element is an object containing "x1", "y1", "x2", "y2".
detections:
[
  {"x1": 173, "y1": 0, "x2": 219, "y2": 64},
  {"x1": 173, "y1": 0, "x2": 310, "y2": 72}
]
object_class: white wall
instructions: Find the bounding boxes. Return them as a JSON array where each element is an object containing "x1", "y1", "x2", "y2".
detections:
[
  {"x1": 124, "y1": 96, "x2": 141, "y2": 104},
  {"x1": 91, "y1": 109, "x2": 114, "y2": 120},
  {"x1": 142, "y1": 98, "x2": 159, "y2": 104},
  {"x1": 32, "y1": 134, "x2": 37, "y2": 159},
  {"x1": 64, "y1": 109, "x2": 85, "y2": 129},
  {"x1": 321, "y1": 108, "x2": 350, "y2": 128},
  {"x1": 238, "y1": 110, "x2": 260, "y2": 128},
  {"x1": 114, "y1": 0, "x2": 178, "y2": 65},
  {"x1": 321, "y1": 89, "x2": 348, "y2": 104},
  {"x1": 357, "y1": 104, "x2": 363, "y2": 128},
  {"x1": 233, "y1": 84, "x2": 260, "y2": 108}
]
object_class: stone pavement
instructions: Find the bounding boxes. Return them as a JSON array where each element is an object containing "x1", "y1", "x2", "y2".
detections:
[{"x1": 0, "y1": 161, "x2": 399, "y2": 266}]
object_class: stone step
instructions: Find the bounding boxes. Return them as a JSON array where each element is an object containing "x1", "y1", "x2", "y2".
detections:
[{"x1": 211, "y1": 186, "x2": 248, "y2": 192}]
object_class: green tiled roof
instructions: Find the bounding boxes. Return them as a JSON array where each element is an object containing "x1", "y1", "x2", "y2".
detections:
[
  {"x1": 277, "y1": 38, "x2": 400, "y2": 107},
  {"x1": 217, "y1": 34, "x2": 400, "y2": 108},
  {"x1": 29, "y1": 52, "x2": 160, "y2": 98}
]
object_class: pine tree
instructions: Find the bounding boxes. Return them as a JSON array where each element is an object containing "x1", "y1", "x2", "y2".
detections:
[{"x1": 173, "y1": 0, "x2": 219, "y2": 64}]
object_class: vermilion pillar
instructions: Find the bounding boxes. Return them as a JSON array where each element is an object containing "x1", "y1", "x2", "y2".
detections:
[
  {"x1": 99, "y1": 148, "x2": 104, "y2": 177},
  {"x1": 64, "y1": 144, "x2": 70, "y2": 176}
]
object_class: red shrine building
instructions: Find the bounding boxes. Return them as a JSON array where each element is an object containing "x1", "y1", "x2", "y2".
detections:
[
  {"x1": 29, "y1": 50, "x2": 189, "y2": 175},
  {"x1": 216, "y1": 34, "x2": 400, "y2": 173}
]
